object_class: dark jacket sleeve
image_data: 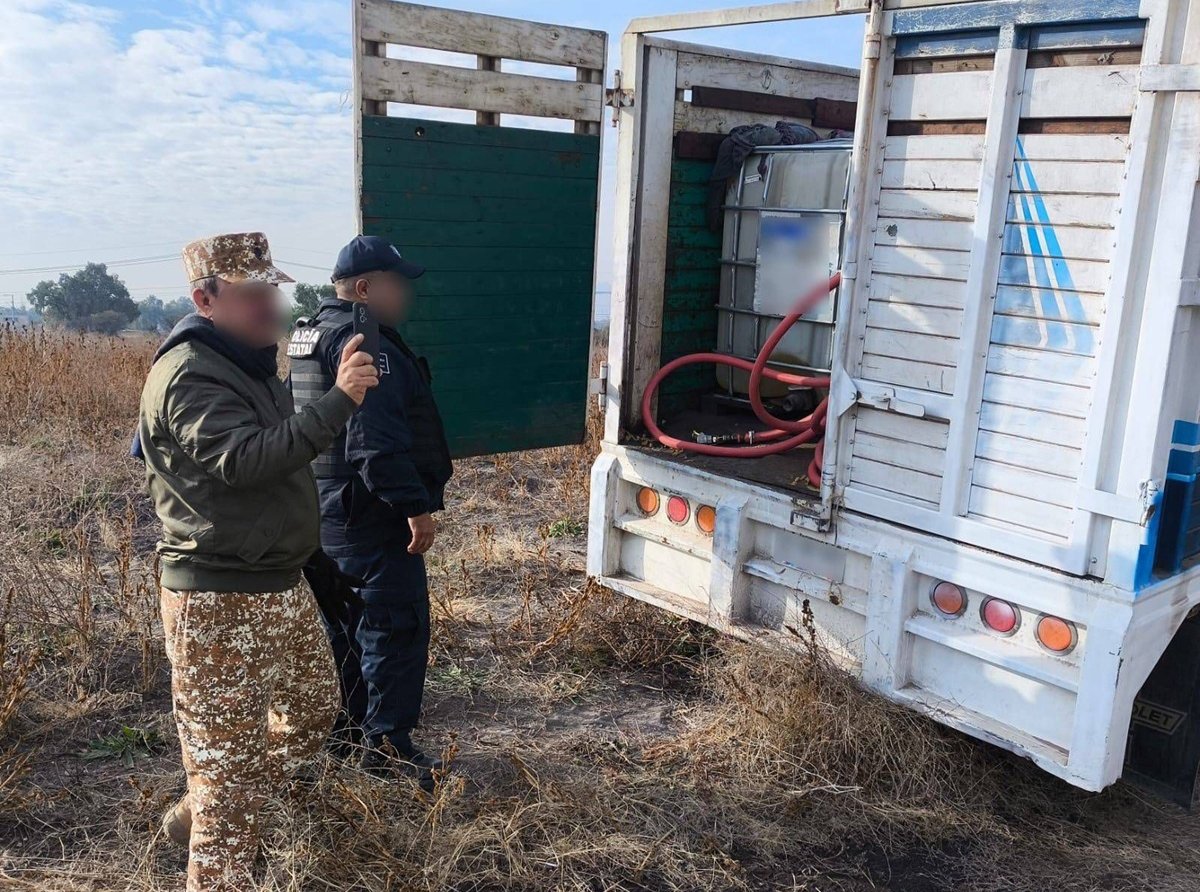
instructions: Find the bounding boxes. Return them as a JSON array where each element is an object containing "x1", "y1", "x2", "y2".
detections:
[
  {"x1": 166, "y1": 363, "x2": 356, "y2": 488},
  {"x1": 334, "y1": 332, "x2": 432, "y2": 517}
]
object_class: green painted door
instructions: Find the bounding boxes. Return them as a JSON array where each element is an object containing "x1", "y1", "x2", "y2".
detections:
[{"x1": 359, "y1": 115, "x2": 601, "y2": 458}]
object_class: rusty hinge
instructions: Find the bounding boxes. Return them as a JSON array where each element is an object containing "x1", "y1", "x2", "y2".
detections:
[{"x1": 605, "y1": 70, "x2": 634, "y2": 127}]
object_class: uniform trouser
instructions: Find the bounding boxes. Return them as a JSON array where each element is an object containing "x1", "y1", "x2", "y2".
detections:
[
  {"x1": 160, "y1": 585, "x2": 339, "y2": 892},
  {"x1": 320, "y1": 540, "x2": 430, "y2": 752}
]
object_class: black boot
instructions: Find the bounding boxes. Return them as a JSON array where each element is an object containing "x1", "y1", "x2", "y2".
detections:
[{"x1": 359, "y1": 736, "x2": 440, "y2": 792}]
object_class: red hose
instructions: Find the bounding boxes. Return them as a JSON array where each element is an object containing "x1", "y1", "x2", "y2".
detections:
[{"x1": 641, "y1": 272, "x2": 841, "y2": 488}]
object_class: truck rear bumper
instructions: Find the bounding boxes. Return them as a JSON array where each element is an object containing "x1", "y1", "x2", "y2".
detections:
[{"x1": 588, "y1": 445, "x2": 1200, "y2": 791}]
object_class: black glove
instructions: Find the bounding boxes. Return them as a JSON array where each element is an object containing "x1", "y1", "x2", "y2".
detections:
[{"x1": 303, "y1": 549, "x2": 365, "y2": 625}]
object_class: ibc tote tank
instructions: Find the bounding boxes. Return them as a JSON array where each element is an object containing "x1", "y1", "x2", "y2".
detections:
[{"x1": 716, "y1": 140, "x2": 852, "y2": 396}]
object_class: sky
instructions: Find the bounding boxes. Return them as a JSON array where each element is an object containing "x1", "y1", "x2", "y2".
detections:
[{"x1": 0, "y1": 0, "x2": 863, "y2": 309}]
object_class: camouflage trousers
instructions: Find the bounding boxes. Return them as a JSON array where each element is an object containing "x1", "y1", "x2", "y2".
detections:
[{"x1": 160, "y1": 585, "x2": 339, "y2": 892}]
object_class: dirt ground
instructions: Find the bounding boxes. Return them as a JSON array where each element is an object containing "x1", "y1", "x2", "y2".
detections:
[{"x1": 3, "y1": 327, "x2": 1200, "y2": 891}]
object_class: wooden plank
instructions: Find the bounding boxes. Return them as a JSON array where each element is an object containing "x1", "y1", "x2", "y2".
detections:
[
  {"x1": 863, "y1": 327, "x2": 959, "y2": 366},
  {"x1": 996, "y1": 255, "x2": 1111, "y2": 295},
  {"x1": 1020, "y1": 65, "x2": 1138, "y2": 119},
  {"x1": 889, "y1": 71, "x2": 992, "y2": 121},
  {"x1": 673, "y1": 101, "x2": 813, "y2": 134},
  {"x1": 851, "y1": 456, "x2": 942, "y2": 504},
  {"x1": 674, "y1": 130, "x2": 726, "y2": 161},
  {"x1": 894, "y1": 55, "x2": 995, "y2": 74},
  {"x1": 689, "y1": 86, "x2": 815, "y2": 118},
  {"x1": 887, "y1": 120, "x2": 987, "y2": 135},
  {"x1": 967, "y1": 486, "x2": 1073, "y2": 538},
  {"x1": 867, "y1": 299, "x2": 963, "y2": 338},
  {"x1": 972, "y1": 458, "x2": 1078, "y2": 508},
  {"x1": 360, "y1": 55, "x2": 603, "y2": 122},
  {"x1": 882, "y1": 158, "x2": 982, "y2": 191},
  {"x1": 675, "y1": 51, "x2": 859, "y2": 102},
  {"x1": 1014, "y1": 132, "x2": 1130, "y2": 161},
  {"x1": 978, "y1": 401, "x2": 1087, "y2": 447},
  {"x1": 814, "y1": 97, "x2": 858, "y2": 130},
  {"x1": 989, "y1": 314, "x2": 1100, "y2": 357},
  {"x1": 1001, "y1": 223, "x2": 1115, "y2": 262},
  {"x1": 870, "y1": 272, "x2": 966, "y2": 309},
  {"x1": 994, "y1": 284, "x2": 1106, "y2": 326},
  {"x1": 883, "y1": 134, "x2": 985, "y2": 160},
  {"x1": 361, "y1": 135, "x2": 600, "y2": 177},
  {"x1": 363, "y1": 165, "x2": 598, "y2": 201},
  {"x1": 856, "y1": 407, "x2": 949, "y2": 448},
  {"x1": 358, "y1": 0, "x2": 606, "y2": 68},
  {"x1": 878, "y1": 188, "x2": 979, "y2": 222},
  {"x1": 980, "y1": 374, "x2": 1091, "y2": 418},
  {"x1": 975, "y1": 430, "x2": 1084, "y2": 479},
  {"x1": 362, "y1": 191, "x2": 589, "y2": 224},
  {"x1": 871, "y1": 244, "x2": 972, "y2": 281},
  {"x1": 364, "y1": 218, "x2": 595, "y2": 249},
  {"x1": 1004, "y1": 192, "x2": 1117, "y2": 228},
  {"x1": 1018, "y1": 119, "x2": 1131, "y2": 135},
  {"x1": 1026, "y1": 48, "x2": 1143, "y2": 69},
  {"x1": 875, "y1": 217, "x2": 974, "y2": 252},
  {"x1": 861, "y1": 353, "x2": 957, "y2": 393},
  {"x1": 1010, "y1": 159, "x2": 1126, "y2": 196},
  {"x1": 363, "y1": 114, "x2": 602, "y2": 152},
  {"x1": 985, "y1": 343, "x2": 1095, "y2": 386},
  {"x1": 853, "y1": 431, "x2": 948, "y2": 476}
]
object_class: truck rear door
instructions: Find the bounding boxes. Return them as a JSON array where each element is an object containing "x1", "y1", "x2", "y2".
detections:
[{"x1": 352, "y1": 0, "x2": 606, "y2": 457}]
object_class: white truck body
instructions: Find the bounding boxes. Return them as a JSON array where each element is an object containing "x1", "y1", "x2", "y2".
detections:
[{"x1": 588, "y1": 0, "x2": 1200, "y2": 793}]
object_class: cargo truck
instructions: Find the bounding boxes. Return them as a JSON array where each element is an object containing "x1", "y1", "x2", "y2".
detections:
[{"x1": 351, "y1": 0, "x2": 1200, "y2": 802}]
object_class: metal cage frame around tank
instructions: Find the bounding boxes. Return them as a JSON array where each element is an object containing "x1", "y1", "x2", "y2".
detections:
[{"x1": 716, "y1": 140, "x2": 853, "y2": 400}]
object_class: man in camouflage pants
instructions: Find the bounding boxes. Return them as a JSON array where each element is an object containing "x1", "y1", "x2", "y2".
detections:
[{"x1": 138, "y1": 232, "x2": 378, "y2": 891}]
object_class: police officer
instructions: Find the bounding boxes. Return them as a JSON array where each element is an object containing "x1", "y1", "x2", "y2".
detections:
[{"x1": 288, "y1": 236, "x2": 453, "y2": 782}]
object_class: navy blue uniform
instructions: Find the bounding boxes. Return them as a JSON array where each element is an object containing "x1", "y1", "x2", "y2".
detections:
[{"x1": 288, "y1": 297, "x2": 452, "y2": 756}]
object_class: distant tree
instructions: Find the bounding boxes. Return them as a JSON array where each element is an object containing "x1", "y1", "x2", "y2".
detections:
[
  {"x1": 163, "y1": 297, "x2": 193, "y2": 325},
  {"x1": 292, "y1": 283, "x2": 335, "y2": 324},
  {"x1": 135, "y1": 295, "x2": 193, "y2": 334},
  {"x1": 27, "y1": 263, "x2": 139, "y2": 333}
]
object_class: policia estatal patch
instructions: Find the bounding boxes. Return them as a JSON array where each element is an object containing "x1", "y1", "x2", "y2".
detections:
[{"x1": 287, "y1": 326, "x2": 322, "y2": 358}]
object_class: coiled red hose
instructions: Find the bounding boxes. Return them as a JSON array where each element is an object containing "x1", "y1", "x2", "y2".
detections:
[{"x1": 640, "y1": 272, "x2": 841, "y2": 488}]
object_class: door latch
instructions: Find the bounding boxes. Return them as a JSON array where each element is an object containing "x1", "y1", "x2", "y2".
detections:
[{"x1": 855, "y1": 383, "x2": 926, "y2": 418}]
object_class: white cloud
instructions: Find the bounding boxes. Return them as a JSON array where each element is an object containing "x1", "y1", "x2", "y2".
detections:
[{"x1": 0, "y1": 0, "x2": 355, "y2": 299}]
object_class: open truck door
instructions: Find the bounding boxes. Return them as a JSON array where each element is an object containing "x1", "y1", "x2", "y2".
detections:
[{"x1": 351, "y1": 0, "x2": 606, "y2": 458}]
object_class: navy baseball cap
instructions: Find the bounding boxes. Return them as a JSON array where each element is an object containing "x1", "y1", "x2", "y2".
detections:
[{"x1": 331, "y1": 235, "x2": 425, "y2": 282}]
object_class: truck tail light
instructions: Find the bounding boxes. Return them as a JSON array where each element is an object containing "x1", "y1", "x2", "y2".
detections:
[
  {"x1": 696, "y1": 505, "x2": 716, "y2": 534},
  {"x1": 666, "y1": 496, "x2": 690, "y2": 525},
  {"x1": 981, "y1": 598, "x2": 1019, "y2": 635},
  {"x1": 930, "y1": 581, "x2": 966, "y2": 617},
  {"x1": 1036, "y1": 615, "x2": 1077, "y2": 654},
  {"x1": 636, "y1": 487, "x2": 659, "y2": 516}
]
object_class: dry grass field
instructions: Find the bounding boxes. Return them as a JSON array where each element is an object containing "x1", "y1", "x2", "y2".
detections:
[{"x1": 3, "y1": 326, "x2": 1200, "y2": 890}]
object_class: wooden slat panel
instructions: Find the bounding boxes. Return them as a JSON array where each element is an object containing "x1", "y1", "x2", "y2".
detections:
[
  {"x1": 856, "y1": 407, "x2": 949, "y2": 448},
  {"x1": 883, "y1": 134, "x2": 986, "y2": 160},
  {"x1": 361, "y1": 135, "x2": 599, "y2": 178},
  {"x1": 975, "y1": 430, "x2": 1083, "y2": 479},
  {"x1": 882, "y1": 158, "x2": 982, "y2": 191},
  {"x1": 1010, "y1": 159, "x2": 1126, "y2": 195},
  {"x1": 985, "y1": 343, "x2": 1095, "y2": 385},
  {"x1": 360, "y1": 55, "x2": 603, "y2": 121},
  {"x1": 981, "y1": 374, "x2": 1091, "y2": 418},
  {"x1": 853, "y1": 431, "x2": 948, "y2": 475},
  {"x1": 870, "y1": 272, "x2": 967, "y2": 309},
  {"x1": 358, "y1": 0, "x2": 606, "y2": 68},
  {"x1": 994, "y1": 285, "x2": 1105, "y2": 325},
  {"x1": 861, "y1": 353, "x2": 957, "y2": 393},
  {"x1": 863, "y1": 327, "x2": 959, "y2": 366},
  {"x1": 1020, "y1": 65, "x2": 1138, "y2": 118},
  {"x1": 1014, "y1": 132, "x2": 1130, "y2": 161},
  {"x1": 851, "y1": 456, "x2": 942, "y2": 504},
  {"x1": 889, "y1": 71, "x2": 992, "y2": 120},
  {"x1": 867, "y1": 299, "x2": 963, "y2": 337},
  {"x1": 1004, "y1": 192, "x2": 1117, "y2": 228},
  {"x1": 1001, "y1": 223, "x2": 1114, "y2": 262},
  {"x1": 973, "y1": 459, "x2": 1078, "y2": 508},
  {"x1": 978, "y1": 402, "x2": 1087, "y2": 448},
  {"x1": 990, "y1": 315, "x2": 1100, "y2": 357},
  {"x1": 996, "y1": 255, "x2": 1110, "y2": 295},
  {"x1": 689, "y1": 85, "x2": 814, "y2": 118},
  {"x1": 879, "y1": 188, "x2": 979, "y2": 222},
  {"x1": 673, "y1": 101, "x2": 813, "y2": 134},
  {"x1": 675, "y1": 51, "x2": 859, "y2": 101},
  {"x1": 968, "y1": 487, "x2": 1073, "y2": 538},
  {"x1": 871, "y1": 244, "x2": 972, "y2": 280},
  {"x1": 875, "y1": 217, "x2": 974, "y2": 252}
]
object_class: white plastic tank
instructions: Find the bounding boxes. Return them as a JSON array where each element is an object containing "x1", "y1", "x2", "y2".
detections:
[{"x1": 716, "y1": 141, "x2": 852, "y2": 395}]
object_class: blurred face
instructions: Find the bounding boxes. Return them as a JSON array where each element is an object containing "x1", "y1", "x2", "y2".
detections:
[
  {"x1": 351, "y1": 271, "x2": 414, "y2": 327},
  {"x1": 193, "y1": 278, "x2": 286, "y2": 349}
]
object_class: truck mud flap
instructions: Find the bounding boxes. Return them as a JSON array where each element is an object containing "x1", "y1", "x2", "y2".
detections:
[{"x1": 1124, "y1": 611, "x2": 1200, "y2": 809}]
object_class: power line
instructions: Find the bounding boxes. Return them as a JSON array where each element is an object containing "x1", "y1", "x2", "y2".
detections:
[
  {"x1": 0, "y1": 240, "x2": 184, "y2": 257},
  {"x1": 0, "y1": 255, "x2": 178, "y2": 276}
]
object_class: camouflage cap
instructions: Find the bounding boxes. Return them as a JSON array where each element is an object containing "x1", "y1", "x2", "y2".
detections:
[{"x1": 181, "y1": 232, "x2": 295, "y2": 285}]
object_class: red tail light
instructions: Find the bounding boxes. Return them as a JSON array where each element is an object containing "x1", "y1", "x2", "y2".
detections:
[
  {"x1": 666, "y1": 496, "x2": 690, "y2": 525},
  {"x1": 930, "y1": 581, "x2": 966, "y2": 617},
  {"x1": 981, "y1": 598, "x2": 1019, "y2": 635}
]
